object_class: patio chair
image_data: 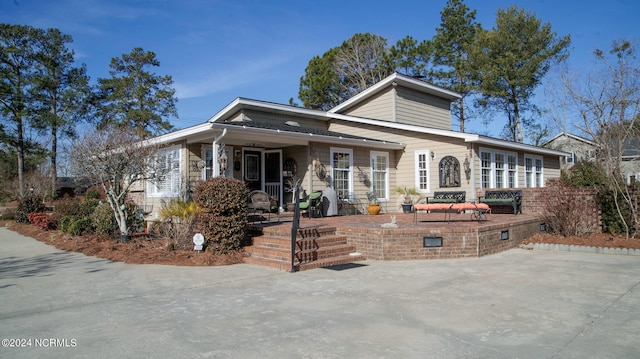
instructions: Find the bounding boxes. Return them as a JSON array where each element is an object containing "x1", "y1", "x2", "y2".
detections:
[
  {"x1": 249, "y1": 190, "x2": 279, "y2": 223},
  {"x1": 299, "y1": 190, "x2": 323, "y2": 218}
]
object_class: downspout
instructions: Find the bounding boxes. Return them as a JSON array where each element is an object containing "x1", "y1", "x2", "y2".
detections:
[{"x1": 212, "y1": 127, "x2": 227, "y2": 178}]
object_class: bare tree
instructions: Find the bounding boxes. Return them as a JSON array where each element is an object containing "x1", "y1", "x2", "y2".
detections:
[
  {"x1": 68, "y1": 129, "x2": 165, "y2": 241},
  {"x1": 566, "y1": 39, "x2": 640, "y2": 238}
]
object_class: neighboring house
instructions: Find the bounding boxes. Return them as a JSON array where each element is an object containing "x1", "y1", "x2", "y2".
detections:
[
  {"x1": 137, "y1": 72, "x2": 568, "y2": 217},
  {"x1": 544, "y1": 132, "x2": 640, "y2": 184},
  {"x1": 543, "y1": 132, "x2": 597, "y2": 170}
]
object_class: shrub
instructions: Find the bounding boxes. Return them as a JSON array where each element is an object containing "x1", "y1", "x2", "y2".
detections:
[
  {"x1": 194, "y1": 177, "x2": 248, "y2": 253},
  {"x1": 16, "y1": 196, "x2": 47, "y2": 223},
  {"x1": 541, "y1": 181, "x2": 593, "y2": 236},
  {"x1": 598, "y1": 189, "x2": 633, "y2": 234},
  {"x1": 156, "y1": 199, "x2": 200, "y2": 247},
  {"x1": 28, "y1": 212, "x2": 53, "y2": 230},
  {"x1": 91, "y1": 203, "x2": 117, "y2": 237},
  {"x1": 561, "y1": 161, "x2": 608, "y2": 187},
  {"x1": 60, "y1": 215, "x2": 93, "y2": 236}
]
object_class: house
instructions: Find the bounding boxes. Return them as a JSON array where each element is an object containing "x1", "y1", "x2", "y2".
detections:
[
  {"x1": 544, "y1": 131, "x2": 640, "y2": 184},
  {"x1": 137, "y1": 72, "x2": 568, "y2": 218},
  {"x1": 543, "y1": 132, "x2": 597, "y2": 170}
]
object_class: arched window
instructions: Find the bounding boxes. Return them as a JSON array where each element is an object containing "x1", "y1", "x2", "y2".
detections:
[{"x1": 439, "y1": 156, "x2": 461, "y2": 188}]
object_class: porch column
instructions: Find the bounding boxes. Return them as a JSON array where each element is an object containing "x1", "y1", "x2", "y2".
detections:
[{"x1": 212, "y1": 128, "x2": 227, "y2": 178}]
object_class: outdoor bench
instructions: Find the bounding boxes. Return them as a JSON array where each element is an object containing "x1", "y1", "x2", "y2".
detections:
[
  {"x1": 413, "y1": 202, "x2": 490, "y2": 222},
  {"x1": 479, "y1": 190, "x2": 522, "y2": 214},
  {"x1": 425, "y1": 191, "x2": 466, "y2": 204}
]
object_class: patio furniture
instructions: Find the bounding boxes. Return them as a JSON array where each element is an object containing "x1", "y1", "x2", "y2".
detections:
[
  {"x1": 424, "y1": 191, "x2": 466, "y2": 203},
  {"x1": 414, "y1": 202, "x2": 490, "y2": 223},
  {"x1": 299, "y1": 191, "x2": 323, "y2": 218},
  {"x1": 479, "y1": 190, "x2": 522, "y2": 214},
  {"x1": 338, "y1": 192, "x2": 362, "y2": 215},
  {"x1": 249, "y1": 190, "x2": 279, "y2": 222}
]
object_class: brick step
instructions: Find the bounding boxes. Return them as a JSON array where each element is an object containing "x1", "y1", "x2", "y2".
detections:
[
  {"x1": 262, "y1": 225, "x2": 337, "y2": 238},
  {"x1": 298, "y1": 253, "x2": 366, "y2": 271},
  {"x1": 246, "y1": 243, "x2": 356, "y2": 262},
  {"x1": 251, "y1": 234, "x2": 348, "y2": 249},
  {"x1": 243, "y1": 253, "x2": 366, "y2": 272}
]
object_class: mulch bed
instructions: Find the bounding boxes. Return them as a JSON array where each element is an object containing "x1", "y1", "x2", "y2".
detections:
[{"x1": 3, "y1": 221, "x2": 246, "y2": 266}]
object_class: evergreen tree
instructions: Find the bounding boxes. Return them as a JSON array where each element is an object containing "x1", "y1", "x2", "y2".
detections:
[
  {"x1": 431, "y1": 0, "x2": 480, "y2": 133},
  {"x1": 469, "y1": 5, "x2": 570, "y2": 142},
  {"x1": 96, "y1": 47, "x2": 177, "y2": 139},
  {"x1": 31, "y1": 28, "x2": 91, "y2": 197}
]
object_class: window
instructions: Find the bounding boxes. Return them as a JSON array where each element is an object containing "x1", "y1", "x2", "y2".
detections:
[
  {"x1": 370, "y1": 151, "x2": 389, "y2": 201},
  {"x1": 148, "y1": 146, "x2": 181, "y2": 197},
  {"x1": 480, "y1": 148, "x2": 518, "y2": 189},
  {"x1": 202, "y1": 147, "x2": 213, "y2": 180},
  {"x1": 331, "y1": 148, "x2": 352, "y2": 198},
  {"x1": 415, "y1": 150, "x2": 430, "y2": 193},
  {"x1": 524, "y1": 155, "x2": 544, "y2": 188},
  {"x1": 439, "y1": 156, "x2": 460, "y2": 187},
  {"x1": 507, "y1": 154, "x2": 517, "y2": 188},
  {"x1": 481, "y1": 151, "x2": 492, "y2": 188}
]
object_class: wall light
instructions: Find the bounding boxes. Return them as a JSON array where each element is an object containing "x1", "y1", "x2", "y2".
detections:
[{"x1": 423, "y1": 236, "x2": 443, "y2": 247}]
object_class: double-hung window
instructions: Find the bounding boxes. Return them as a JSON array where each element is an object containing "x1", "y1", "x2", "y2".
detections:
[
  {"x1": 524, "y1": 155, "x2": 544, "y2": 187},
  {"x1": 480, "y1": 148, "x2": 518, "y2": 189},
  {"x1": 370, "y1": 151, "x2": 389, "y2": 201},
  {"x1": 148, "y1": 146, "x2": 181, "y2": 197},
  {"x1": 331, "y1": 148, "x2": 353, "y2": 199}
]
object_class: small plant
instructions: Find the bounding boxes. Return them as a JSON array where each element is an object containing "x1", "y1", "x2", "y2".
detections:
[
  {"x1": 157, "y1": 199, "x2": 200, "y2": 248},
  {"x1": 28, "y1": 212, "x2": 52, "y2": 230},
  {"x1": 393, "y1": 186, "x2": 420, "y2": 204}
]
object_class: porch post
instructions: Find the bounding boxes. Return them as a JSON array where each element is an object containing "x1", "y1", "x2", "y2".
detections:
[{"x1": 212, "y1": 128, "x2": 227, "y2": 178}]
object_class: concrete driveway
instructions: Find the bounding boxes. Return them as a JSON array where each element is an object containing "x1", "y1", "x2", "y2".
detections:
[{"x1": 1, "y1": 227, "x2": 639, "y2": 359}]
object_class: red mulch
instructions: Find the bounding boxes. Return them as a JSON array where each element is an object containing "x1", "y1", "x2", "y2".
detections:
[
  {"x1": 5, "y1": 221, "x2": 640, "y2": 266},
  {"x1": 523, "y1": 232, "x2": 640, "y2": 249},
  {"x1": 4, "y1": 222, "x2": 246, "y2": 266}
]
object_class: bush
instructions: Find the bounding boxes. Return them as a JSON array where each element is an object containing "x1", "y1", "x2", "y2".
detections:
[
  {"x1": 91, "y1": 203, "x2": 117, "y2": 237},
  {"x1": 60, "y1": 215, "x2": 93, "y2": 236},
  {"x1": 156, "y1": 199, "x2": 200, "y2": 246},
  {"x1": 194, "y1": 177, "x2": 248, "y2": 253},
  {"x1": 16, "y1": 196, "x2": 47, "y2": 223},
  {"x1": 50, "y1": 197, "x2": 100, "y2": 230},
  {"x1": 28, "y1": 212, "x2": 53, "y2": 230},
  {"x1": 541, "y1": 181, "x2": 592, "y2": 236},
  {"x1": 598, "y1": 189, "x2": 633, "y2": 234}
]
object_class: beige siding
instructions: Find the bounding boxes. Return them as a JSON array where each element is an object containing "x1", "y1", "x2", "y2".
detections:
[
  {"x1": 339, "y1": 88, "x2": 394, "y2": 121},
  {"x1": 329, "y1": 120, "x2": 472, "y2": 210},
  {"x1": 395, "y1": 87, "x2": 451, "y2": 130}
]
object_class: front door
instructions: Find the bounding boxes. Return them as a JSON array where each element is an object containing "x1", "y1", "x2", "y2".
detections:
[
  {"x1": 243, "y1": 149, "x2": 283, "y2": 207},
  {"x1": 244, "y1": 150, "x2": 262, "y2": 192}
]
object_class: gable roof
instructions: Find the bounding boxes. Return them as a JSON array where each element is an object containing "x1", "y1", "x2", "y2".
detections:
[
  {"x1": 328, "y1": 72, "x2": 461, "y2": 114},
  {"x1": 543, "y1": 132, "x2": 596, "y2": 147}
]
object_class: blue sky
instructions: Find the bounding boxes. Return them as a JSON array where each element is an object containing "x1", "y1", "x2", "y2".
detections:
[{"x1": 2, "y1": 0, "x2": 638, "y2": 136}]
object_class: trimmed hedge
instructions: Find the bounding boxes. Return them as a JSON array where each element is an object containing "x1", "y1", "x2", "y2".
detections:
[{"x1": 194, "y1": 177, "x2": 248, "y2": 253}]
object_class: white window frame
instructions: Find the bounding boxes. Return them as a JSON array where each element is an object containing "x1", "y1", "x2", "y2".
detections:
[
  {"x1": 201, "y1": 145, "x2": 213, "y2": 180},
  {"x1": 480, "y1": 148, "x2": 518, "y2": 189},
  {"x1": 415, "y1": 150, "x2": 430, "y2": 194},
  {"x1": 524, "y1": 154, "x2": 544, "y2": 188},
  {"x1": 148, "y1": 145, "x2": 182, "y2": 198},
  {"x1": 330, "y1": 147, "x2": 353, "y2": 198},
  {"x1": 370, "y1": 151, "x2": 389, "y2": 202}
]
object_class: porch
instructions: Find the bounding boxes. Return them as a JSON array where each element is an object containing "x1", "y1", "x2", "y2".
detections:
[{"x1": 244, "y1": 211, "x2": 546, "y2": 271}]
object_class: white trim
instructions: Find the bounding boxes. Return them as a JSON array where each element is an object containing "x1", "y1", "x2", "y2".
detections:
[
  {"x1": 147, "y1": 145, "x2": 182, "y2": 198},
  {"x1": 479, "y1": 147, "x2": 518, "y2": 189},
  {"x1": 330, "y1": 147, "x2": 354, "y2": 198},
  {"x1": 370, "y1": 151, "x2": 389, "y2": 202},
  {"x1": 414, "y1": 150, "x2": 431, "y2": 194}
]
